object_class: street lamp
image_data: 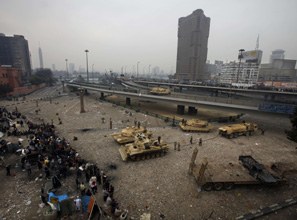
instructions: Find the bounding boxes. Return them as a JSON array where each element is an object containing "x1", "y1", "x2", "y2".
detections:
[
  {"x1": 237, "y1": 49, "x2": 245, "y2": 83},
  {"x1": 85, "y1": 50, "x2": 89, "y2": 82},
  {"x1": 92, "y1": 64, "x2": 94, "y2": 83},
  {"x1": 65, "y1": 59, "x2": 68, "y2": 79},
  {"x1": 137, "y1": 61, "x2": 140, "y2": 80},
  {"x1": 148, "y1": 64, "x2": 151, "y2": 78},
  {"x1": 133, "y1": 65, "x2": 135, "y2": 75}
]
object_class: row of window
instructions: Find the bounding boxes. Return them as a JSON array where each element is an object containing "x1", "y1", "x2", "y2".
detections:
[{"x1": 2, "y1": 73, "x2": 8, "y2": 78}]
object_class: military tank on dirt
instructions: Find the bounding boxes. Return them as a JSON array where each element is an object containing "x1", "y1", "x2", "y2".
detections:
[
  {"x1": 218, "y1": 122, "x2": 258, "y2": 139},
  {"x1": 179, "y1": 119, "x2": 213, "y2": 132},
  {"x1": 119, "y1": 133, "x2": 169, "y2": 161},
  {"x1": 110, "y1": 126, "x2": 152, "y2": 144},
  {"x1": 150, "y1": 87, "x2": 171, "y2": 95}
]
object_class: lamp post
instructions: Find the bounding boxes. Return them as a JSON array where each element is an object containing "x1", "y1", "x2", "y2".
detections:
[
  {"x1": 65, "y1": 59, "x2": 68, "y2": 79},
  {"x1": 237, "y1": 49, "x2": 245, "y2": 83},
  {"x1": 92, "y1": 64, "x2": 94, "y2": 83},
  {"x1": 133, "y1": 65, "x2": 135, "y2": 76},
  {"x1": 137, "y1": 61, "x2": 140, "y2": 80},
  {"x1": 148, "y1": 64, "x2": 151, "y2": 78},
  {"x1": 85, "y1": 50, "x2": 89, "y2": 82}
]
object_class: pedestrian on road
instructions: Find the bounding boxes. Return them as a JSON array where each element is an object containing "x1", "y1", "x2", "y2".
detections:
[
  {"x1": 199, "y1": 138, "x2": 202, "y2": 146},
  {"x1": 174, "y1": 142, "x2": 177, "y2": 150},
  {"x1": 26, "y1": 161, "x2": 31, "y2": 176},
  {"x1": 190, "y1": 136, "x2": 193, "y2": 144},
  {"x1": 102, "y1": 189, "x2": 109, "y2": 202},
  {"x1": 261, "y1": 129, "x2": 265, "y2": 135},
  {"x1": 74, "y1": 196, "x2": 82, "y2": 211},
  {"x1": 177, "y1": 142, "x2": 180, "y2": 151},
  {"x1": 6, "y1": 164, "x2": 11, "y2": 176}
]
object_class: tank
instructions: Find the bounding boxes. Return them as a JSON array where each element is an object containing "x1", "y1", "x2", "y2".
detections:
[
  {"x1": 219, "y1": 122, "x2": 258, "y2": 138},
  {"x1": 119, "y1": 134, "x2": 169, "y2": 161},
  {"x1": 179, "y1": 119, "x2": 213, "y2": 132},
  {"x1": 110, "y1": 126, "x2": 152, "y2": 144},
  {"x1": 150, "y1": 87, "x2": 171, "y2": 95}
]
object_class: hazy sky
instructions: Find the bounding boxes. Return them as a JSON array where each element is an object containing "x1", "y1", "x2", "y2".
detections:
[{"x1": 1, "y1": 0, "x2": 297, "y2": 73}]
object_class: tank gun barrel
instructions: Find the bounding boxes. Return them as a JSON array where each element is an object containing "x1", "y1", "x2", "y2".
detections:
[{"x1": 109, "y1": 132, "x2": 121, "y2": 136}]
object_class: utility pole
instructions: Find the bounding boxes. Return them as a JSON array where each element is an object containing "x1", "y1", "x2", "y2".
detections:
[{"x1": 237, "y1": 49, "x2": 245, "y2": 83}]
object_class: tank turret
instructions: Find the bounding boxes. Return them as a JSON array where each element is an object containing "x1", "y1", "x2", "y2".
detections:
[
  {"x1": 179, "y1": 119, "x2": 213, "y2": 132},
  {"x1": 110, "y1": 126, "x2": 152, "y2": 144},
  {"x1": 119, "y1": 133, "x2": 169, "y2": 161}
]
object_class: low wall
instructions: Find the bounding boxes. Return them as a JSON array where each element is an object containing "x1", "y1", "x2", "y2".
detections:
[{"x1": 3, "y1": 83, "x2": 46, "y2": 97}]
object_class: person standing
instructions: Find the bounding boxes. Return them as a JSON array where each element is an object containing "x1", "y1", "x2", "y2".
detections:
[
  {"x1": 177, "y1": 142, "x2": 180, "y2": 151},
  {"x1": 26, "y1": 161, "x2": 31, "y2": 176},
  {"x1": 6, "y1": 164, "x2": 11, "y2": 176},
  {"x1": 74, "y1": 196, "x2": 82, "y2": 211},
  {"x1": 102, "y1": 189, "x2": 109, "y2": 202},
  {"x1": 199, "y1": 138, "x2": 202, "y2": 146},
  {"x1": 190, "y1": 136, "x2": 193, "y2": 145}
]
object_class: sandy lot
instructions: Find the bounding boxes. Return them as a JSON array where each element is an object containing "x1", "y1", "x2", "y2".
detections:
[{"x1": 1, "y1": 85, "x2": 297, "y2": 220}]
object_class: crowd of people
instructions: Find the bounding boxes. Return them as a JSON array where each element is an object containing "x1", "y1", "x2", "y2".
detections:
[{"x1": 0, "y1": 106, "x2": 124, "y2": 218}]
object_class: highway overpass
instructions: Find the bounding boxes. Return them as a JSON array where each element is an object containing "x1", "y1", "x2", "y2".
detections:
[{"x1": 67, "y1": 82, "x2": 286, "y2": 115}]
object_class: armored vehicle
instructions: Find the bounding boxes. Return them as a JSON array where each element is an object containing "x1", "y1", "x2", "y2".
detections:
[
  {"x1": 119, "y1": 134, "x2": 169, "y2": 161},
  {"x1": 218, "y1": 122, "x2": 258, "y2": 138},
  {"x1": 189, "y1": 148, "x2": 285, "y2": 192},
  {"x1": 150, "y1": 87, "x2": 171, "y2": 95},
  {"x1": 179, "y1": 119, "x2": 213, "y2": 132},
  {"x1": 111, "y1": 126, "x2": 152, "y2": 144}
]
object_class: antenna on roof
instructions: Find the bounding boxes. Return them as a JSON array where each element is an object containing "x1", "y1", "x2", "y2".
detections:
[{"x1": 255, "y1": 34, "x2": 259, "y2": 51}]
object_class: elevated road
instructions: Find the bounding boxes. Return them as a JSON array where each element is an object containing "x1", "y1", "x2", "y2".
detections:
[
  {"x1": 67, "y1": 82, "x2": 259, "y2": 114},
  {"x1": 135, "y1": 80, "x2": 297, "y2": 97}
]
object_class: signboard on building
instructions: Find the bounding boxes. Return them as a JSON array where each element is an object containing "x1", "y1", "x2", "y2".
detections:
[
  {"x1": 240, "y1": 50, "x2": 262, "y2": 64},
  {"x1": 257, "y1": 81, "x2": 297, "y2": 89}
]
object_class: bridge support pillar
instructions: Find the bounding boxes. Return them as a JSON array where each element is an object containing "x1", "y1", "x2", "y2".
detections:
[
  {"x1": 177, "y1": 105, "x2": 185, "y2": 115},
  {"x1": 79, "y1": 88, "x2": 85, "y2": 113},
  {"x1": 100, "y1": 92, "x2": 104, "y2": 99},
  {"x1": 126, "y1": 97, "x2": 131, "y2": 105},
  {"x1": 188, "y1": 106, "x2": 197, "y2": 115}
]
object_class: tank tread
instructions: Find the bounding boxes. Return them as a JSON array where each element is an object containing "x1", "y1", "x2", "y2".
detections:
[
  {"x1": 129, "y1": 150, "x2": 167, "y2": 161},
  {"x1": 180, "y1": 129, "x2": 211, "y2": 133}
]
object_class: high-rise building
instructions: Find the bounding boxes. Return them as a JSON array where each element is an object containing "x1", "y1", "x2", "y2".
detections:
[
  {"x1": 69, "y1": 63, "x2": 75, "y2": 74},
  {"x1": 52, "y1": 64, "x2": 56, "y2": 71},
  {"x1": 258, "y1": 59, "x2": 296, "y2": 82},
  {"x1": 39, "y1": 46, "x2": 44, "y2": 68},
  {"x1": 176, "y1": 9, "x2": 210, "y2": 82},
  {"x1": 269, "y1": 49, "x2": 285, "y2": 63},
  {"x1": 0, "y1": 34, "x2": 32, "y2": 84}
]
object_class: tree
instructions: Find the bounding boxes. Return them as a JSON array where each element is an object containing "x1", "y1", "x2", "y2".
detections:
[
  {"x1": 286, "y1": 107, "x2": 297, "y2": 143},
  {"x1": 30, "y1": 68, "x2": 57, "y2": 86},
  {"x1": 0, "y1": 84, "x2": 13, "y2": 94}
]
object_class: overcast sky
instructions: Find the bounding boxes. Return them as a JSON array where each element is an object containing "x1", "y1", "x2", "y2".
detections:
[{"x1": 1, "y1": 0, "x2": 297, "y2": 73}]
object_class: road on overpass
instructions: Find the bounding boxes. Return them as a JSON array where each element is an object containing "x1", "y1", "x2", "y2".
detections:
[{"x1": 67, "y1": 82, "x2": 260, "y2": 114}]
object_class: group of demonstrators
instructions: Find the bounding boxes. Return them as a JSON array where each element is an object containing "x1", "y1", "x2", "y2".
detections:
[{"x1": 0, "y1": 106, "x2": 124, "y2": 218}]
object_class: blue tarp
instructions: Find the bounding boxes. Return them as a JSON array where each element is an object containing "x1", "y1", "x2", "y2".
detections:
[
  {"x1": 48, "y1": 192, "x2": 68, "y2": 202},
  {"x1": 82, "y1": 196, "x2": 91, "y2": 213}
]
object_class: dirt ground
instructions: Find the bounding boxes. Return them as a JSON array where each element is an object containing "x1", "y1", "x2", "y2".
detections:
[{"x1": 1, "y1": 85, "x2": 297, "y2": 220}]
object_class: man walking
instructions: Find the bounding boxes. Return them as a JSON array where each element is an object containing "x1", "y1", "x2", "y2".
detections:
[
  {"x1": 26, "y1": 161, "x2": 31, "y2": 176},
  {"x1": 6, "y1": 164, "x2": 11, "y2": 176}
]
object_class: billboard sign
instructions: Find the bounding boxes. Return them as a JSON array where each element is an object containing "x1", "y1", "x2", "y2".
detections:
[{"x1": 239, "y1": 50, "x2": 262, "y2": 63}]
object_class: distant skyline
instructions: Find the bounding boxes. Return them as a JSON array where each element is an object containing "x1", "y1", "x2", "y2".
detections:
[{"x1": 1, "y1": 0, "x2": 297, "y2": 73}]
